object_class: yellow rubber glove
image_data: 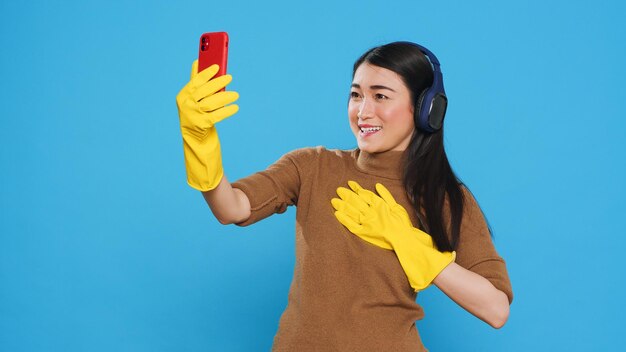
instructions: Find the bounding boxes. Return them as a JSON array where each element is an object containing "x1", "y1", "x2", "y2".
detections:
[
  {"x1": 176, "y1": 60, "x2": 239, "y2": 191},
  {"x1": 331, "y1": 181, "x2": 455, "y2": 291}
]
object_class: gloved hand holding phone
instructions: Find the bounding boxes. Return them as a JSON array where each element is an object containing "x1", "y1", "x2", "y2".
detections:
[{"x1": 176, "y1": 60, "x2": 239, "y2": 191}]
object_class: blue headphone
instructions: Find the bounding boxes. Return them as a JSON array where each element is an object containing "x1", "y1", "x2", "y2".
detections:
[{"x1": 406, "y1": 43, "x2": 448, "y2": 133}]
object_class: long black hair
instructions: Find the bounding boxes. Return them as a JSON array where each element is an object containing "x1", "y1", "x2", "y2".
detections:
[{"x1": 352, "y1": 42, "x2": 471, "y2": 251}]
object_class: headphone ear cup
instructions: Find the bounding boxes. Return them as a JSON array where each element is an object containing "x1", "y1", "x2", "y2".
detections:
[{"x1": 415, "y1": 89, "x2": 430, "y2": 131}]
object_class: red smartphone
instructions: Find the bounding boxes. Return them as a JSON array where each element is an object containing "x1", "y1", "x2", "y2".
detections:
[{"x1": 198, "y1": 32, "x2": 229, "y2": 76}]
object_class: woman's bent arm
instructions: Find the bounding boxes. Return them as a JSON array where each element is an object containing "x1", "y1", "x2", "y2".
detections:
[
  {"x1": 433, "y1": 262, "x2": 510, "y2": 328},
  {"x1": 202, "y1": 176, "x2": 251, "y2": 225}
]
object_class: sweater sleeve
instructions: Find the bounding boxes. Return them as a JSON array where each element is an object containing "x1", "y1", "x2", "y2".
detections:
[
  {"x1": 453, "y1": 188, "x2": 514, "y2": 303},
  {"x1": 231, "y1": 148, "x2": 316, "y2": 227}
]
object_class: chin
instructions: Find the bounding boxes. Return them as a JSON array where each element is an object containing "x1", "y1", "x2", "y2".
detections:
[{"x1": 357, "y1": 140, "x2": 383, "y2": 154}]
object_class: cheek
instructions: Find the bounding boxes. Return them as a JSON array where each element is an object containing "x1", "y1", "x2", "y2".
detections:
[
  {"x1": 383, "y1": 103, "x2": 412, "y2": 121},
  {"x1": 348, "y1": 102, "x2": 359, "y2": 118},
  {"x1": 348, "y1": 105, "x2": 359, "y2": 127},
  {"x1": 382, "y1": 104, "x2": 415, "y2": 131}
]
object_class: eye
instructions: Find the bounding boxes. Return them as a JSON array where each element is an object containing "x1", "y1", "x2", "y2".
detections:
[
  {"x1": 375, "y1": 93, "x2": 388, "y2": 100},
  {"x1": 350, "y1": 91, "x2": 361, "y2": 100}
]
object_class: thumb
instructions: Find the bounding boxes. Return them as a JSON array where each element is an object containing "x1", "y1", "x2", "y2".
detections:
[{"x1": 190, "y1": 59, "x2": 199, "y2": 80}]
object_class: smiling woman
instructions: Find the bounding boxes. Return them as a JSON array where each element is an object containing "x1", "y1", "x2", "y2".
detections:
[{"x1": 176, "y1": 41, "x2": 513, "y2": 351}]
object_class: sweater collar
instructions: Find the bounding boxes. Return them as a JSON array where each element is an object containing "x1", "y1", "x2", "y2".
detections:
[{"x1": 354, "y1": 148, "x2": 407, "y2": 180}]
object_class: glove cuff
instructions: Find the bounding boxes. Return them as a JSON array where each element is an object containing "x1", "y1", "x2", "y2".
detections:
[
  {"x1": 182, "y1": 127, "x2": 224, "y2": 191},
  {"x1": 392, "y1": 228, "x2": 455, "y2": 292}
]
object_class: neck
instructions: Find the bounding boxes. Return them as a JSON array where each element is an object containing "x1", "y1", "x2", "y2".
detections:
[{"x1": 355, "y1": 149, "x2": 407, "y2": 180}]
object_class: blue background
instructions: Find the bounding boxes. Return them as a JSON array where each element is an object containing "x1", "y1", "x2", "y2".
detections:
[{"x1": 1, "y1": 0, "x2": 625, "y2": 350}]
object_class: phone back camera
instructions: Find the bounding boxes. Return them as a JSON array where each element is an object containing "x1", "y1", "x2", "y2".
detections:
[{"x1": 201, "y1": 36, "x2": 210, "y2": 50}]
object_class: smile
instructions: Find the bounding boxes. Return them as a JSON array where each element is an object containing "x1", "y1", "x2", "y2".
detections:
[{"x1": 359, "y1": 125, "x2": 382, "y2": 137}]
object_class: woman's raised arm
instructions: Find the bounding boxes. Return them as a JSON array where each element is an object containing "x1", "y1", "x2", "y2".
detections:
[
  {"x1": 176, "y1": 60, "x2": 249, "y2": 224},
  {"x1": 202, "y1": 177, "x2": 251, "y2": 225}
]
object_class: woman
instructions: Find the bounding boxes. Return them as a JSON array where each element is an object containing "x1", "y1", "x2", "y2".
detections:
[{"x1": 176, "y1": 41, "x2": 513, "y2": 351}]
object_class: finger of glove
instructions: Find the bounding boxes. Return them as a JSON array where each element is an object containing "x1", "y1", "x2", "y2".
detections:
[
  {"x1": 190, "y1": 60, "x2": 199, "y2": 80},
  {"x1": 375, "y1": 183, "x2": 399, "y2": 207},
  {"x1": 204, "y1": 104, "x2": 239, "y2": 126},
  {"x1": 334, "y1": 211, "x2": 365, "y2": 234},
  {"x1": 331, "y1": 198, "x2": 362, "y2": 221},
  {"x1": 198, "y1": 91, "x2": 239, "y2": 112},
  {"x1": 336, "y1": 187, "x2": 370, "y2": 213},
  {"x1": 348, "y1": 181, "x2": 381, "y2": 206},
  {"x1": 189, "y1": 64, "x2": 220, "y2": 91},
  {"x1": 191, "y1": 74, "x2": 232, "y2": 102},
  {"x1": 351, "y1": 184, "x2": 382, "y2": 207},
  {"x1": 374, "y1": 182, "x2": 412, "y2": 225},
  {"x1": 347, "y1": 180, "x2": 365, "y2": 193}
]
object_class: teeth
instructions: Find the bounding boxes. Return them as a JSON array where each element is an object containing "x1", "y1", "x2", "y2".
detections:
[{"x1": 361, "y1": 126, "x2": 382, "y2": 133}]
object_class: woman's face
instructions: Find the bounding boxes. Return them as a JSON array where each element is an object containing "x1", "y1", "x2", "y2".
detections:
[{"x1": 348, "y1": 63, "x2": 415, "y2": 153}]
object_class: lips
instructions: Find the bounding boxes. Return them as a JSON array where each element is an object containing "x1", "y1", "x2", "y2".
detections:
[{"x1": 358, "y1": 124, "x2": 382, "y2": 137}]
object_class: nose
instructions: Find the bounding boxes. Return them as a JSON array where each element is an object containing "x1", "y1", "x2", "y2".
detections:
[{"x1": 357, "y1": 98, "x2": 374, "y2": 119}]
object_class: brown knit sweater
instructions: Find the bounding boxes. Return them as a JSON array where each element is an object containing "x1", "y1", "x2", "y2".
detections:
[{"x1": 232, "y1": 146, "x2": 513, "y2": 352}]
